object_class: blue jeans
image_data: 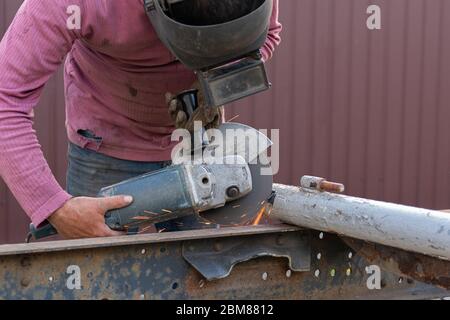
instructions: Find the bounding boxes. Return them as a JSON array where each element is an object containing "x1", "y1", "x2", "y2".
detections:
[{"x1": 66, "y1": 142, "x2": 200, "y2": 231}]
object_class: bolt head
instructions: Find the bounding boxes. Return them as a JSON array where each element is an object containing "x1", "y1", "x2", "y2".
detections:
[
  {"x1": 226, "y1": 186, "x2": 240, "y2": 198},
  {"x1": 213, "y1": 241, "x2": 223, "y2": 252},
  {"x1": 276, "y1": 235, "x2": 285, "y2": 246},
  {"x1": 20, "y1": 278, "x2": 30, "y2": 287}
]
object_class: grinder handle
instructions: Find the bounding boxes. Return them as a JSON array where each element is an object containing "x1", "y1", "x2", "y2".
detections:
[
  {"x1": 28, "y1": 222, "x2": 58, "y2": 242},
  {"x1": 177, "y1": 89, "x2": 199, "y2": 117},
  {"x1": 176, "y1": 89, "x2": 207, "y2": 151},
  {"x1": 28, "y1": 213, "x2": 122, "y2": 242}
]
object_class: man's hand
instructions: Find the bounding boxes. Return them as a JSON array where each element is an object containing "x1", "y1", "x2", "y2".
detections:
[
  {"x1": 166, "y1": 81, "x2": 224, "y2": 132},
  {"x1": 48, "y1": 196, "x2": 133, "y2": 239}
]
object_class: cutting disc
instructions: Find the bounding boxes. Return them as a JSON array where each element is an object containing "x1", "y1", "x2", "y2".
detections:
[
  {"x1": 177, "y1": 122, "x2": 274, "y2": 228},
  {"x1": 200, "y1": 158, "x2": 274, "y2": 226}
]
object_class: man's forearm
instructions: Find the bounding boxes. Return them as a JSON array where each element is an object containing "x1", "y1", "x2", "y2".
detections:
[{"x1": 0, "y1": 108, "x2": 72, "y2": 226}]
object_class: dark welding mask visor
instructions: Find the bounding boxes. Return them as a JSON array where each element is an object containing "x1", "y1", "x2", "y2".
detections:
[{"x1": 144, "y1": 0, "x2": 274, "y2": 107}]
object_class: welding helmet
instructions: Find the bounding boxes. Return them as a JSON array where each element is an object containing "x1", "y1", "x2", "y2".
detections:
[{"x1": 144, "y1": 0, "x2": 274, "y2": 107}]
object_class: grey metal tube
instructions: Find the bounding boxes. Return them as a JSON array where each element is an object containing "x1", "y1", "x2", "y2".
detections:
[{"x1": 271, "y1": 184, "x2": 450, "y2": 261}]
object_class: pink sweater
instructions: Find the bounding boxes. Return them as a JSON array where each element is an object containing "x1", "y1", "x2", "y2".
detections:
[{"x1": 0, "y1": 0, "x2": 282, "y2": 227}]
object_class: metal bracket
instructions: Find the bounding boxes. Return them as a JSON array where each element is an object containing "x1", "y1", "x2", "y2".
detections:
[{"x1": 182, "y1": 230, "x2": 311, "y2": 281}]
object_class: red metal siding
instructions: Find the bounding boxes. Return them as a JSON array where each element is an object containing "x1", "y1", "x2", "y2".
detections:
[
  {"x1": 0, "y1": 0, "x2": 449, "y2": 244},
  {"x1": 230, "y1": 0, "x2": 450, "y2": 208}
]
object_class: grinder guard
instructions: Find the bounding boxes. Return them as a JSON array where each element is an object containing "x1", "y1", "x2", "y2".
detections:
[{"x1": 144, "y1": 0, "x2": 274, "y2": 107}]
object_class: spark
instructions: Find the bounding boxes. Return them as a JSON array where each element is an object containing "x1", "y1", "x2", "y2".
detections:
[
  {"x1": 252, "y1": 206, "x2": 267, "y2": 226},
  {"x1": 144, "y1": 210, "x2": 159, "y2": 215},
  {"x1": 227, "y1": 114, "x2": 240, "y2": 123},
  {"x1": 138, "y1": 225, "x2": 155, "y2": 234},
  {"x1": 132, "y1": 216, "x2": 152, "y2": 221}
]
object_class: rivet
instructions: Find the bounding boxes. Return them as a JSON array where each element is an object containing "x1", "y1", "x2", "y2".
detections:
[
  {"x1": 20, "y1": 278, "x2": 30, "y2": 287},
  {"x1": 20, "y1": 257, "x2": 32, "y2": 268},
  {"x1": 348, "y1": 252, "x2": 353, "y2": 259},
  {"x1": 317, "y1": 253, "x2": 322, "y2": 260},
  {"x1": 262, "y1": 272, "x2": 268, "y2": 281},
  {"x1": 314, "y1": 270, "x2": 321, "y2": 278},
  {"x1": 213, "y1": 241, "x2": 223, "y2": 252},
  {"x1": 49, "y1": 276, "x2": 54, "y2": 282},
  {"x1": 276, "y1": 235, "x2": 285, "y2": 246},
  {"x1": 346, "y1": 268, "x2": 352, "y2": 277},
  {"x1": 286, "y1": 270, "x2": 292, "y2": 278},
  {"x1": 141, "y1": 249, "x2": 146, "y2": 255},
  {"x1": 398, "y1": 277, "x2": 404, "y2": 284},
  {"x1": 416, "y1": 263, "x2": 424, "y2": 274},
  {"x1": 319, "y1": 232, "x2": 324, "y2": 240}
]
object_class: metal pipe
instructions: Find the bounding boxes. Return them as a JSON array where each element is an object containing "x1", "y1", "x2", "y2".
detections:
[{"x1": 271, "y1": 184, "x2": 450, "y2": 261}]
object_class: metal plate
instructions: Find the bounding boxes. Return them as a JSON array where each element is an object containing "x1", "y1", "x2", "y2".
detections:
[{"x1": 182, "y1": 231, "x2": 311, "y2": 280}]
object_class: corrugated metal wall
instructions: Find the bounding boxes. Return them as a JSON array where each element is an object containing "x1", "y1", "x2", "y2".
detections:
[{"x1": 1, "y1": 0, "x2": 449, "y2": 244}]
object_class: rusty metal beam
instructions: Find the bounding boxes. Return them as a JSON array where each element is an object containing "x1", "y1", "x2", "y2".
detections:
[
  {"x1": 343, "y1": 237, "x2": 450, "y2": 290},
  {"x1": 0, "y1": 227, "x2": 448, "y2": 300},
  {"x1": 0, "y1": 225, "x2": 300, "y2": 256}
]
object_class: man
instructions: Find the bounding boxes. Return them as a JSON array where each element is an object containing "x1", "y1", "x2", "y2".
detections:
[{"x1": 0, "y1": 0, "x2": 281, "y2": 239}]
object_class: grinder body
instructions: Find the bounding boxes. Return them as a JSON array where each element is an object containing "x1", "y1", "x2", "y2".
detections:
[{"x1": 29, "y1": 158, "x2": 252, "y2": 240}]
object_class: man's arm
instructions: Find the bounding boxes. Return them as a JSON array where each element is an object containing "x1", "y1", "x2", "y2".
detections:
[
  {"x1": 261, "y1": 0, "x2": 282, "y2": 62},
  {"x1": 0, "y1": 0, "x2": 77, "y2": 227},
  {"x1": 0, "y1": 0, "x2": 129, "y2": 238}
]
